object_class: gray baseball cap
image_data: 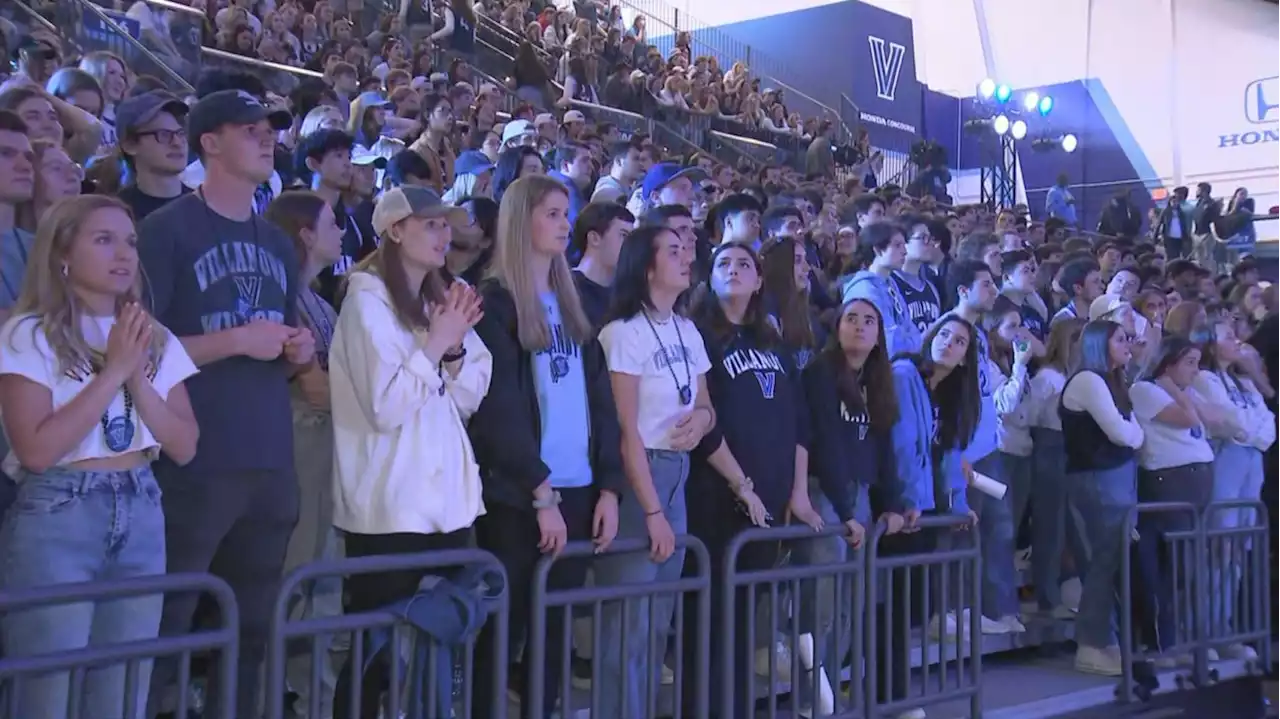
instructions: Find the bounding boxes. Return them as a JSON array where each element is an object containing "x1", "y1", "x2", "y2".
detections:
[{"x1": 115, "y1": 91, "x2": 189, "y2": 137}]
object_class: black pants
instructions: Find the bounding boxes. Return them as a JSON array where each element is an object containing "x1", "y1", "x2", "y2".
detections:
[
  {"x1": 873, "y1": 521, "x2": 969, "y2": 704},
  {"x1": 332, "y1": 528, "x2": 473, "y2": 719},
  {"x1": 472, "y1": 487, "x2": 595, "y2": 719},
  {"x1": 679, "y1": 503, "x2": 778, "y2": 719},
  {"x1": 149, "y1": 468, "x2": 299, "y2": 719},
  {"x1": 1135, "y1": 463, "x2": 1212, "y2": 652}
]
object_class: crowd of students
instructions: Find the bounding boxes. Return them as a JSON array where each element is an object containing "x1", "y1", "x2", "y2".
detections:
[{"x1": 0, "y1": 6, "x2": 1276, "y2": 719}]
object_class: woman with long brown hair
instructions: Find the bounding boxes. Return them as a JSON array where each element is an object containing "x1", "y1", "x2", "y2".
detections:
[
  {"x1": 263, "y1": 190, "x2": 345, "y2": 717},
  {"x1": 805, "y1": 296, "x2": 910, "y2": 713},
  {"x1": 1192, "y1": 314, "x2": 1276, "y2": 659},
  {"x1": 328, "y1": 185, "x2": 492, "y2": 717},
  {"x1": 1026, "y1": 317, "x2": 1088, "y2": 616},
  {"x1": 760, "y1": 235, "x2": 820, "y2": 367},
  {"x1": 0, "y1": 194, "x2": 198, "y2": 717},
  {"x1": 467, "y1": 174, "x2": 622, "y2": 716}
]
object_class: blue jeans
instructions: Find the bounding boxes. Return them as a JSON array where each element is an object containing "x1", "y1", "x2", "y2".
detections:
[
  {"x1": 1068, "y1": 460, "x2": 1137, "y2": 648},
  {"x1": 1208, "y1": 443, "x2": 1266, "y2": 634},
  {"x1": 789, "y1": 481, "x2": 851, "y2": 710},
  {"x1": 0, "y1": 466, "x2": 166, "y2": 719},
  {"x1": 594, "y1": 449, "x2": 689, "y2": 719},
  {"x1": 1030, "y1": 428, "x2": 1091, "y2": 610},
  {"x1": 970, "y1": 452, "x2": 1018, "y2": 619}
]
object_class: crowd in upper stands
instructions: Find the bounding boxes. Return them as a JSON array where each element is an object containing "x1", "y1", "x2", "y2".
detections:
[{"x1": 0, "y1": 2, "x2": 1275, "y2": 719}]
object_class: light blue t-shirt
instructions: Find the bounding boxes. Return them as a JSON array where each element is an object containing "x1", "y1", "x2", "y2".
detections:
[
  {"x1": 534, "y1": 293, "x2": 593, "y2": 489},
  {"x1": 0, "y1": 227, "x2": 34, "y2": 482}
]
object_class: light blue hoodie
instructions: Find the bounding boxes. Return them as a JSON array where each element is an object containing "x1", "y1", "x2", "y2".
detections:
[
  {"x1": 842, "y1": 270, "x2": 923, "y2": 359},
  {"x1": 890, "y1": 358, "x2": 970, "y2": 515}
]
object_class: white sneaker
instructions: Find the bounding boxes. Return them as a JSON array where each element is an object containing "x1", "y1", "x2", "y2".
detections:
[
  {"x1": 1060, "y1": 578, "x2": 1082, "y2": 612},
  {"x1": 1014, "y1": 547, "x2": 1033, "y2": 572},
  {"x1": 1153, "y1": 653, "x2": 1193, "y2": 669},
  {"x1": 896, "y1": 709, "x2": 927, "y2": 719},
  {"x1": 1219, "y1": 644, "x2": 1256, "y2": 659},
  {"x1": 1051, "y1": 604, "x2": 1079, "y2": 620},
  {"x1": 998, "y1": 615, "x2": 1027, "y2": 633},
  {"x1": 661, "y1": 663, "x2": 675, "y2": 685},
  {"x1": 927, "y1": 610, "x2": 970, "y2": 639},
  {"x1": 978, "y1": 613, "x2": 1018, "y2": 634},
  {"x1": 1075, "y1": 644, "x2": 1123, "y2": 676}
]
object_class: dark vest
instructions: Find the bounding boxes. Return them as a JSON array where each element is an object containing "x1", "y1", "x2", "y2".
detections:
[{"x1": 1058, "y1": 371, "x2": 1135, "y2": 473}]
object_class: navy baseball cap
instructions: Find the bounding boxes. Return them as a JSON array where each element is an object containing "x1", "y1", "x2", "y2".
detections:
[
  {"x1": 641, "y1": 162, "x2": 707, "y2": 201},
  {"x1": 115, "y1": 91, "x2": 189, "y2": 138},
  {"x1": 187, "y1": 89, "x2": 292, "y2": 154}
]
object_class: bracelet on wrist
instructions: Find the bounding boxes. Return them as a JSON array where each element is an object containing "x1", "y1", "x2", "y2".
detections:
[
  {"x1": 532, "y1": 490, "x2": 562, "y2": 510},
  {"x1": 441, "y1": 346, "x2": 467, "y2": 364},
  {"x1": 645, "y1": 508, "x2": 663, "y2": 517}
]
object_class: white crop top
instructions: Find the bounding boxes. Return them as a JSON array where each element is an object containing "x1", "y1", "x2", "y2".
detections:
[{"x1": 0, "y1": 313, "x2": 198, "y2": 475}]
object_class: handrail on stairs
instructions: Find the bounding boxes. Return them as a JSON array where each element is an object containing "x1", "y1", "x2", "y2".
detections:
[{"x1": 65, "y1": 0, "x2": 195, "y2": 94}]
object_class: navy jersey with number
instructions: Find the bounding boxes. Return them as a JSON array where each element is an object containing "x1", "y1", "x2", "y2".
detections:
[
  {"x1": 1018, "y1": 302, "x2": 1047, "y2": 341},
  {"x1": 891, "y1": 270, "x2": 942, "y2": 336}
]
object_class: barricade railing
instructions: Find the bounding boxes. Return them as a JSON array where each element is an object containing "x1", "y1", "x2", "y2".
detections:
[
  {"x1": 1202, "y1": 500, "x2": 1272, "y2": 665},
  {"x1": 567, "y1": 99, "x2": 652, "y2": 140},
  {"x1": 1118, "y1": 500, "x2": 1273, "y2": 702},
  {"x1": 264, "y1": 548, "x2": 509, "y2": 719},
  {"x1": 1119, "y1": 502, "x2": 1205, "y2": 699},
  {"x1": 867, "y1": 514, "x2": 983, "y2": 719},
  {"x1": 528, "y1": 536, "x2": 711, "y2": 719},
  {"x1": 0, "y1": 572, "x2": 239, "y2": 719},
  {"x1": 723, "y1": 524, "x2": 867, "y2": 718}
]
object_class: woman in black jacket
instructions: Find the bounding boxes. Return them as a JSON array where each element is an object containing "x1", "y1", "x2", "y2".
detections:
[{"x1": 468, "y1": 175, "x2": 625, "y2": 717}]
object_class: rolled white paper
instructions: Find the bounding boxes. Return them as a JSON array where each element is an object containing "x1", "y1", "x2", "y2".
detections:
[{"x1": 971, "y1": 471, "x2": 1007, "y2": 499}]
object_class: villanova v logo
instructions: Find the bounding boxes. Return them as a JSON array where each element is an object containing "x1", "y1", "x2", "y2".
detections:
[
  {"x1": 754, "y1": 371, "x2": 777, "y2": 400},
  {"x1": 868, "y1": 36, "x2": 905, "y2": 101}
]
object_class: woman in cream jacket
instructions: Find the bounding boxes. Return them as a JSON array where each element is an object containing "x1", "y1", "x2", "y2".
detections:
[{"x1": 328, "y1": 185, "x2": 492, "y2": 718}]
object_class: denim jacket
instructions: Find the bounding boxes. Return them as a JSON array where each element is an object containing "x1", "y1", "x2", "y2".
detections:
[{"x1": 890, "y1": 358, "x2": 969, "y2": 515}]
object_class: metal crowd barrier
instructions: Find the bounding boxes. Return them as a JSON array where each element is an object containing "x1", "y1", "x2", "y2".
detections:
[
  {"x1": 527, "y1": 536, "x2": 711, "y2": 719},
  {"x1": 0, "y1": 572, "x2": 238, "y2": 719},
  {"x1": 867, "y1": 515, "x2": 983, "y2": 719},
  {"x1": 0, "y1": 501, "x2": 1270, "y2": 716},
  {"x1": 722, "y1": 524, "x2": 867, "y2": 718},
  {"x1": 1119, "y1": 500, "x2": 1273, "y2": 702},
  {"x1": 263, "y1": 548, "x2": 510, "y2": 719}
]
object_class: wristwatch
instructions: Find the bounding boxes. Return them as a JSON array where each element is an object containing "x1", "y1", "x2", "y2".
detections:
[{"x1": 533, "y1": 491, "x2": 562, "y2": 510}]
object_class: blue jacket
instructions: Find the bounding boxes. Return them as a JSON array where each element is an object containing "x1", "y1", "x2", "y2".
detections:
[
  {"x1": 890, "y1": 358, "x2": 969, "y2": 515},
  {"x1": 842, "y1": 270, "x2": 923, "y2": 359},
  {"x1": 1045, "y1": 185, "x2": 1077, "y2": 225},
  {"x1": 362, "y1": 563, "x2": 506, "y2": 717}
]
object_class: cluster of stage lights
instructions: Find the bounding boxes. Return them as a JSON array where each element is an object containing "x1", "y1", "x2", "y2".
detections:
[{"x1": 977, "y1": 78, "x2": 1077, "y2": 152}]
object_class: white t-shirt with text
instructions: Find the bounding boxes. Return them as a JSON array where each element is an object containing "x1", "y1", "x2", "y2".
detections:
[
  {"x1": 598, "y1": 312, "x2": 711, "y2": 450},
  {"x1": 0, "y1": 314, "x2": 198, "y2": 475}
]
